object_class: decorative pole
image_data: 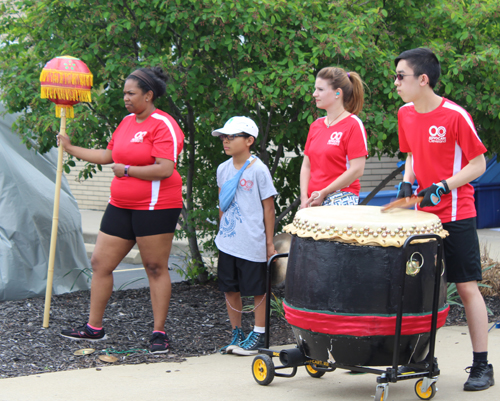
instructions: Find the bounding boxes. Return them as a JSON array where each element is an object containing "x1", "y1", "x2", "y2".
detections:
[{"x1": 40, "y1": 56, "x2": 93, "y2": 328}]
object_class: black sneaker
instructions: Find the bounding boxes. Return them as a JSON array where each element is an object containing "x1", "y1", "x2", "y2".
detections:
[
  {"x1": 60, "y1": 323, "x2": 106, "y2": 341},
  {"x1": 149, "y1": 332, "x2": 170, "y2": 354},
  {"x1": 464, "y1": 362, "x2": 495, "y2": 391},
  {"x1": 232, "y1": 331, "x2": 265, "y2": 356}
]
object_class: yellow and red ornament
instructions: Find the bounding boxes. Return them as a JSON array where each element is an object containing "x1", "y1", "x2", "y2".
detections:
[{"x1": 40, "y1": 55, "x2": 93, "y2": 118}]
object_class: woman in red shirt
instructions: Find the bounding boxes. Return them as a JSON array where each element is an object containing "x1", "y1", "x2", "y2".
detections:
[
  {"x1": 300, "y1": 67, "x2": 368, "y2": 208},
  {"x1": 59, "y1": 67, "x2": 184, "y2": 354}
]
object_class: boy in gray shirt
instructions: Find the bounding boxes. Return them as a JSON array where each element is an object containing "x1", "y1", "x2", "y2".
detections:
[{"x1": 212, "y1": 116, "x2": 277, "y2": 356}]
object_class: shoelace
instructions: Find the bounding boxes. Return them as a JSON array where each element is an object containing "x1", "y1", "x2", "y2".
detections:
[
  {"x1": 465, "y1": 364, "x2": 488, "y2": 378},
  {"x1": 230, "y1": 329, "x2": 242, "y2": 344},
  {"x1": 150, "y1": 333, "x2": 168, "y2": 344},
  {"x1": 241, "y1": 332, "x2": 260, "y2": 348}
]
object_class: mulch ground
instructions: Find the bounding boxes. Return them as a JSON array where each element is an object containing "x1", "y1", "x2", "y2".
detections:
[{"x1": 1, "y1": 280, "x2": 499, "y2": 379}]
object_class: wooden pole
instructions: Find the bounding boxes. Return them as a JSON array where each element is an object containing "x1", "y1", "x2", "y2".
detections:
[{"x1": 43, "y1": 109, "x2": 66, "y2": 328}]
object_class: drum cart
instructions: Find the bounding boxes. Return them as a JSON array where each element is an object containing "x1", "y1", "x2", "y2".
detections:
[{"x1": 251, "y1": 234, "x2": 445, "y2": 401}]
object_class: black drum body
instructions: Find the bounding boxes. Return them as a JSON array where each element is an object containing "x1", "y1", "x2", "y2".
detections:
[{"x1": 284, "y1": 236, "x2": 448, "y2": 366}]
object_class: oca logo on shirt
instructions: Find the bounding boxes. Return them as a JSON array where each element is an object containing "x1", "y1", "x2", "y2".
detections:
[
  {"x1": 428, "y1": 126, "x2": 446, "y2": 143},
  {"x1": 240, "y1": 179, "x2": 254, "y2": 191},
  {"x1": 327, "y1": 132, "x2": 343, "y2": 146},
  {"x1": 131, "y1": 131, "x2": 148, "y2": 143}
]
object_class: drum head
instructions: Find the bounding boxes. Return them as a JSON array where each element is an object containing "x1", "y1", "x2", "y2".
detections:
[{"x1": 284, "y1": 205, "x2": 447, "y2": 247}]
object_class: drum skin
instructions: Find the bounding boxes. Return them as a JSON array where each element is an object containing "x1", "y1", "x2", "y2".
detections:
[{"x1": 284, "y1": 236, "x2": 448, "y2": 366}]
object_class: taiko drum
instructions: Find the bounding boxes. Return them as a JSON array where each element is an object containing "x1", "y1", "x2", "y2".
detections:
[{"x1": 283, "y1": 205, "x2": 449, "y2": 366}]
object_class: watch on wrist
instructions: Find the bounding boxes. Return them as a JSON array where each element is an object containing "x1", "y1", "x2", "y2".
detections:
[{"x1": 124, "y1": 165, "x2": 130, "y2": 177}]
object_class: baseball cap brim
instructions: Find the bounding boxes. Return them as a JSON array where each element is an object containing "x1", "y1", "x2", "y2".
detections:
[{"x1": 211, "y1": 127, "x2": 244, "y2": 137}]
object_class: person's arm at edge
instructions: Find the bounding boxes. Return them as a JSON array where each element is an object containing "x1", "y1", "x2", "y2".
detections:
[
  {"x1": 439, "y1": 154, "x2": 486, "y2": 191},
  {"x1": 113, "y1": 158, "x2": 175, "y2": 181},
  {"x1": 262, "y1": 196, "x2": 276, "y2": 260},
  {"x1": 58, "y1": 135, "x2": 113, "y2": 165},
  {"x1": 218, "y1": 187, "x2": 223, "y2": 221},
  {"x1": 402, "y1": 153, "x2": 416, "y2": 184},
  {"x1": 300, "y1": 155, "x2": 311, "y2": 209}
]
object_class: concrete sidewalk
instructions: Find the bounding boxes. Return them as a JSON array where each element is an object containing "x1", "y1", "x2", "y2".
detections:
[{"x1": 0, "y1": 326, "x2": 498, "y2": 401}]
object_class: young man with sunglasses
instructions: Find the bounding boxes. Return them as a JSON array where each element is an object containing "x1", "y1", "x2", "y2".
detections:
[
  {"x1": 211, "y1": 116, "x2": 277, "y2": 356},
  {"x1": 394, "y1": 47, "x2": 493, "y2": 391}
]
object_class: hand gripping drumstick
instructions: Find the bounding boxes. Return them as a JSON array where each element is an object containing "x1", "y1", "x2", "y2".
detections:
[{"x1": 381, "y1": 196, "x2": 423, "y2": 212}]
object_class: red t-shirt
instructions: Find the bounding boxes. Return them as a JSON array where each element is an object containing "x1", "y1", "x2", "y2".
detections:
[
  {"x1": 107, "y1": 110, "x2": 184, "y2": 210},
  {"x1": 398, "y1": 98, "x2": 487, "y2": 223},
  {"x1": 304, "y1": 114, "x2": 368, "y2": 196}
]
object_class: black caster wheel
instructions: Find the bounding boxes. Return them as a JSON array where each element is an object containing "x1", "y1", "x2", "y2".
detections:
[
  {"x1": 252, "y1": 354, "x2": 275, "y2": 386},
  {"x1": 305, "y1": 363, "x2": 326, "y2": 378},
  {"x1": 415, "y1": 378, "x2": 437, "y2": 400}
]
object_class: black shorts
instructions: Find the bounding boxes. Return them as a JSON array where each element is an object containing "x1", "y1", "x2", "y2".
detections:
[
  {"x1": 442, "y1": 217, "x2": 482, "y2": 283},
  {"x1": 100, "y1": 204, "x2": 181, "y2": 240},
  {"x1": 217, "y1": 250, "x2": 267, "y2": 296}
]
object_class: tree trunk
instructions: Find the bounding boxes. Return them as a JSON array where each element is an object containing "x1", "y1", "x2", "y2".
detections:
[{"x1": 182, "y1": 103, "x2": 206, "y2": 272}]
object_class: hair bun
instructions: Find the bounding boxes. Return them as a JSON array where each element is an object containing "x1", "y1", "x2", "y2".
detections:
[{"x1": 150, "y1": 67, "x2": 167, "y2": 84}]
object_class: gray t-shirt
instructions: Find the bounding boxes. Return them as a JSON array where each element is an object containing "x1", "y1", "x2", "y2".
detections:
[{"x1": 215, "y1": 157, "x2": 278, "y2": 262}]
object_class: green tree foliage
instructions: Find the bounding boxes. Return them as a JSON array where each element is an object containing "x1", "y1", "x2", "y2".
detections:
[{"x1": 1, "y1": 0, "x2": 499, "y2": 269}]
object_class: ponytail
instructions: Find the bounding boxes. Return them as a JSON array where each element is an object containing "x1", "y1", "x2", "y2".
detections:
[
  {"x1": 317, "y1": 67, "x2": 366, "y2": 115},
  {"x1": 344, "y1": 71, "x2": 364, "y2": 115}
]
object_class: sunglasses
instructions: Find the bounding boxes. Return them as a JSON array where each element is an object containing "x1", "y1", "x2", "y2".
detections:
[
  {"x1": 218, "y1": 134, "x2": 250, "y2": 141},
  {"x1": 394, "y1": 73, "x2": 419, "y2": 81}
]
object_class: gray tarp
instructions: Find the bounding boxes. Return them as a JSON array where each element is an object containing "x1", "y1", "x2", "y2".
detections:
[{"x1": 0, "y1": 105, "x2": 90, "y2": 301}]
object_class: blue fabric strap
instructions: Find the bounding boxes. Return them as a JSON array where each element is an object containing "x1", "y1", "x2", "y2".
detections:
[{"x1": 219, "y1": 156, "x2": 256, "y2": 212}]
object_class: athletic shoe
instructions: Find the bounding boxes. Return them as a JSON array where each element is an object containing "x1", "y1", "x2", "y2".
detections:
[
  {"x1": 464, "y1": 362, "x2": 495, "y2": 391},
  {"x1": 220, "y1": 327, "x2": 245, "y2": 354},
  {"x1": 149, "y1": 332, "x2": 170, "y2": 354},
  {"x1": 232, "y1": 331, "x2": 265, "y2": 356},
  {"x1": 60, "y1": 323, "x2": 107, "y2": 341}
]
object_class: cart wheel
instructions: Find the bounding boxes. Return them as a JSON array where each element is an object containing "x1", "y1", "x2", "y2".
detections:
[
  {"x1": 374, "y1": 383, "x2": 389, "y2": 401},
  {"x1": 305, "y1": 363, "x2": 326, "y2": 378},
  {"x1": 415, "y1": 379, "x2": 436, "y2": 400},
  {"x1": 252, "y1": 355, "x2": 275, "y2": 386}
]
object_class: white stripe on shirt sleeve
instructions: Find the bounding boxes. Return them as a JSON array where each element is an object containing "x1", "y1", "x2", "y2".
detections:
[
  {"x1": 349, "y1": 114, "x2": 368, "y2": 151},
  {"x1": 151, "y1": 113, "x2": 179, "y2": 162},
  {"x1": 443, "y1": 101, "x2": 482, "y2": 142}
]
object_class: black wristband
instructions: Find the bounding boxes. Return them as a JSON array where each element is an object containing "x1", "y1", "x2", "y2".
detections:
[{"x1": 440, "y1": 180, "x2": 450, "y2": 194}]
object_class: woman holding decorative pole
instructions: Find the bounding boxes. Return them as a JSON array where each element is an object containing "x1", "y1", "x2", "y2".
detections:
[
  {"x1": 300, "y1": 67, "x2": 368, "y2": 209},
  {"x1": 59, "y1": 67, "x2": 184, "y2": 354}
]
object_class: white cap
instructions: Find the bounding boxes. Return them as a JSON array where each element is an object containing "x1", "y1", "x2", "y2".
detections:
[{"x1": 211, "y1": 116, "x2": 259, "y2": 138}]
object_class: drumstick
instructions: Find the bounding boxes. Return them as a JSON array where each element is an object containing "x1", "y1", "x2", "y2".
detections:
[{"x1": 381, "y1": 196, "x2": 423, "y2": 212}]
